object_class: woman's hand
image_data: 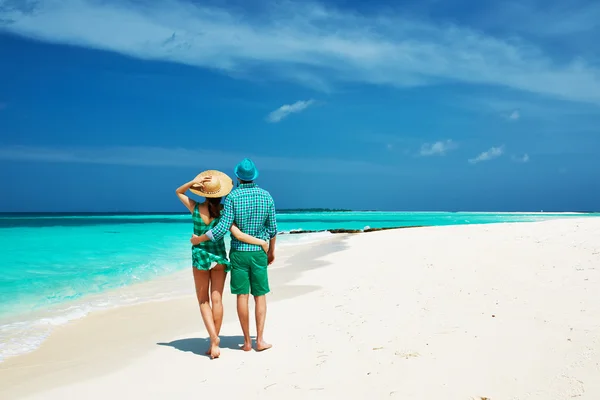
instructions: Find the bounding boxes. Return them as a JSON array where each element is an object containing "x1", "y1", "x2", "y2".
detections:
[
  {"x1": 260, "y1": 240, "x2": 269, "y2": 254},
  {"x1": 192, "y1": 175, "x2": 212, "y2": 188}
]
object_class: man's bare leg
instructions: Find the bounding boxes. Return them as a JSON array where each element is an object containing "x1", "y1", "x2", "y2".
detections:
[
  {"x1": 254, "y1": 295, "x2": 272, "y2": 351},
  {"x1": 237, "y1": 294, "x2": 252, "y2": 351}
]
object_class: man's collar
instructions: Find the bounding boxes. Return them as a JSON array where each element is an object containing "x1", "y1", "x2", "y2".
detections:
[{"x1": 238, "y1": 183, "x2": 258, "y2": 189}]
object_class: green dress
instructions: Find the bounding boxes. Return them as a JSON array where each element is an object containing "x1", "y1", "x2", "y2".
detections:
[{"x1": 191, "y1": 203, "x2": 230, "y2": 271}]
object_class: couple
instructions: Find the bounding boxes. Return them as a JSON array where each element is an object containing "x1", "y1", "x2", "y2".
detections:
[{"x1": 175, "y1": 158, "x2": 277, "y2": 359}]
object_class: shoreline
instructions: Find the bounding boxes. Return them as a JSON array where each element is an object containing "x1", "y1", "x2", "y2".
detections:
[
  {"x1": 2, "y1": 214, "x2": 599, "y2": 363},
  {"x1": 0, "y1": 235, "x2": 349, "y2": 399},
  {"x1": 1, "y1": 218, "x2": 600, "y2": 398},
  {"x1": 0, "y1": 231, "x2": 340, "y2": 363},
  {"x1": 0, "y1": 227, "x2": 412, "y2": 365}
]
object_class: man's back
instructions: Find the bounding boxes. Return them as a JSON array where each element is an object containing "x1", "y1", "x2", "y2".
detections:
[{"x1": 210, "y1": 183, "x2": 277, "y2": 251}]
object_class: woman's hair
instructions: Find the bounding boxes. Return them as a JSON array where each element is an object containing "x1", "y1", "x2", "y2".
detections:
[{"x1": 206, "y1": 197, "x2": 222, "y2": 219}]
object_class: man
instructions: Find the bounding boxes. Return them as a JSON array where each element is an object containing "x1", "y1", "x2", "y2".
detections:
[{"x1": 191, "y1": 158, "x2": 277, "y2": 352}]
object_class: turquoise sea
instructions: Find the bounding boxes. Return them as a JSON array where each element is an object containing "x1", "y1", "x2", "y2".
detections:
[{"x1": 0, "y1": 211, "x2": 596, "y2": 361}]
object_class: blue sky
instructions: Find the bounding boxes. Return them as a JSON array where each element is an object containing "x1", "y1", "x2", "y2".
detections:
[{"x1": 1, "y1": 0, "x2": 599, "y2": 212}]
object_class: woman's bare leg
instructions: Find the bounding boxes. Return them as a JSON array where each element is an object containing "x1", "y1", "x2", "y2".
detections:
[
  {"x1": 210, "y1": 264, "x2": 227, "y2": 336},
  {"x1": 192, "y1": 267, "x2": 220, "y2": 359}
]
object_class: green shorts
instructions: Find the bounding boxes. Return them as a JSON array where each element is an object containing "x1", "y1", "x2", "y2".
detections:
[{"x1": 229, "y1": 250, "x2": 270, "y2": 297}]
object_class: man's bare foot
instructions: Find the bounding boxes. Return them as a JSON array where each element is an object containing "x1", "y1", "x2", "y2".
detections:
[
  {"x1": 241, "y1": 341, "x2": 252, "y2": 352},
  {"x1": 241, "y1": 343, "x2": 252, "y2": 352},
  {"x1": 255, "y1": 340, "x2": 272, "y2": 352},
  {"x1": 209, "y1": 337, "x2": 221, "y2": 359}
]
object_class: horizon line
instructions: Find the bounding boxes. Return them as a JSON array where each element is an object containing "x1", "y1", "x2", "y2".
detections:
[{"x1": 0, "y1": 210, "x2": 596, "y2": 215}]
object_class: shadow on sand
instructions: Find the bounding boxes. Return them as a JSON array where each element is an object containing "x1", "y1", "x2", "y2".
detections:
[
  {"x1": 158, "y1": 239, "x2": 349, "y2": 358},
  {"x1": 157, "y1": 336, "x2": 252, "y2": 357}
]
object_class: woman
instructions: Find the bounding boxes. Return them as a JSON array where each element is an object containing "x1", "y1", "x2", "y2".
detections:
[{"x1": 176, "y1": 170, "x2": 267, "y2": 359}]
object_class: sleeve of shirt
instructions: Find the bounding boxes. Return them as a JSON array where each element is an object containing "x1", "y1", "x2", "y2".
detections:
[
  {"x1": 265, "y1": 198, "x2": 278, "y2": 239},
  {"x1": 207, "y1": 196, "x2": 235, "y2": 241}
]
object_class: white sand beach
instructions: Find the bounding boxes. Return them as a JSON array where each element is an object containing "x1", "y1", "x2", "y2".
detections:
[{"x1": 2, "y1": 218, "x2": 600, "y2": 399}]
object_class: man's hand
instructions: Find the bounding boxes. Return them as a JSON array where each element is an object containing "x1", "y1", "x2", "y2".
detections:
[
  {"x1": 267, "y1": 251, "x2": 275, "y2": 265},
  {"x1": 190, "y1": 234, "x2": 202, "y2": 245}
]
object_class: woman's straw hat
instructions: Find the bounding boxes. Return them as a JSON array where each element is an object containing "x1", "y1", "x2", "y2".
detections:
[{"x1": 189, "y1": 170, "x2": 234, "y2": 198}]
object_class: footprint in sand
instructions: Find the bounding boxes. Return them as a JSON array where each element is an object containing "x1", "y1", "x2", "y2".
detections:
[{"x1": 394, "y1": 351, "x2": 420, "y2": 359}]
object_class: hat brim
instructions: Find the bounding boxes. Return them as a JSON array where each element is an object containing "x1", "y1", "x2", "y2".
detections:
[{"x1": 189, "y1": 170, "x2": 234, "y2": 198}]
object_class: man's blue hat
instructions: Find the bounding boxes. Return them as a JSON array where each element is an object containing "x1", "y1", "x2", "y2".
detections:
[{"x1": 234, "y1": 158, "x2": 259, "y2": 181}]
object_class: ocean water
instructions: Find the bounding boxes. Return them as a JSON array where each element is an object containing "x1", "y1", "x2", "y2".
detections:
[{"x1": 0, "y1": 211, "x2": 596, "y2": 361}]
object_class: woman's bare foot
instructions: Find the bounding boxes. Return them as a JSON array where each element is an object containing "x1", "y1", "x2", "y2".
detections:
[
  {"x1": 255, "y1": 340, "x2": 272, "y2": 352},
  {"x1": 209, "y1": 337, "x2": 221, "y2": 359}
]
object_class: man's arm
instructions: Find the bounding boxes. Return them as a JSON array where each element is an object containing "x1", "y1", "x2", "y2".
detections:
[
  {"x1": 265, "y1": 198, "x2": 278, "y2": 239},
  {"x1": 190, "y1": 196, "x2": 235, "y2": 245},
  {"x1": 265, "y1": 198, "x2": 277, "y2": 264}
]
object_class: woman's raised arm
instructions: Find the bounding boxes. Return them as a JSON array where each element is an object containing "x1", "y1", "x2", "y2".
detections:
[{"x1": 175, "y1": 176, "x2": 211, "y2": 214}]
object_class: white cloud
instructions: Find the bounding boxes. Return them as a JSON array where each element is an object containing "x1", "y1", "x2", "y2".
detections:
[
  {"x1": 266, "y1": 100, "x2": 314, "y2": 123},
  {"x1": 468, "y1": 145, "x2": 505, "y2": 164},
  {"x1": 1, "y1": 1, "x2": 600, "y2": 104},
  {"x1": 420, "y1": 140, "x2": 457, "y2": 156},
  {"x1": 0, "y1": 145, "x2": 406, "y2": 175},
  {"x1": 512, "y1": 153, "x2": 530, "y2": 163},
  {"x1": 508, "y1": 110, "x2": 520, "y2": 120}
]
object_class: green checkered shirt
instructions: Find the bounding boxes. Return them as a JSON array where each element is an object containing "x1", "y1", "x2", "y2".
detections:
[
  {"x1": 207, "y1": 183, "x2": 278, "y2": 251},
  {"x1": 191, "y1": 203, "x2": 230, "y2": 269}
]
